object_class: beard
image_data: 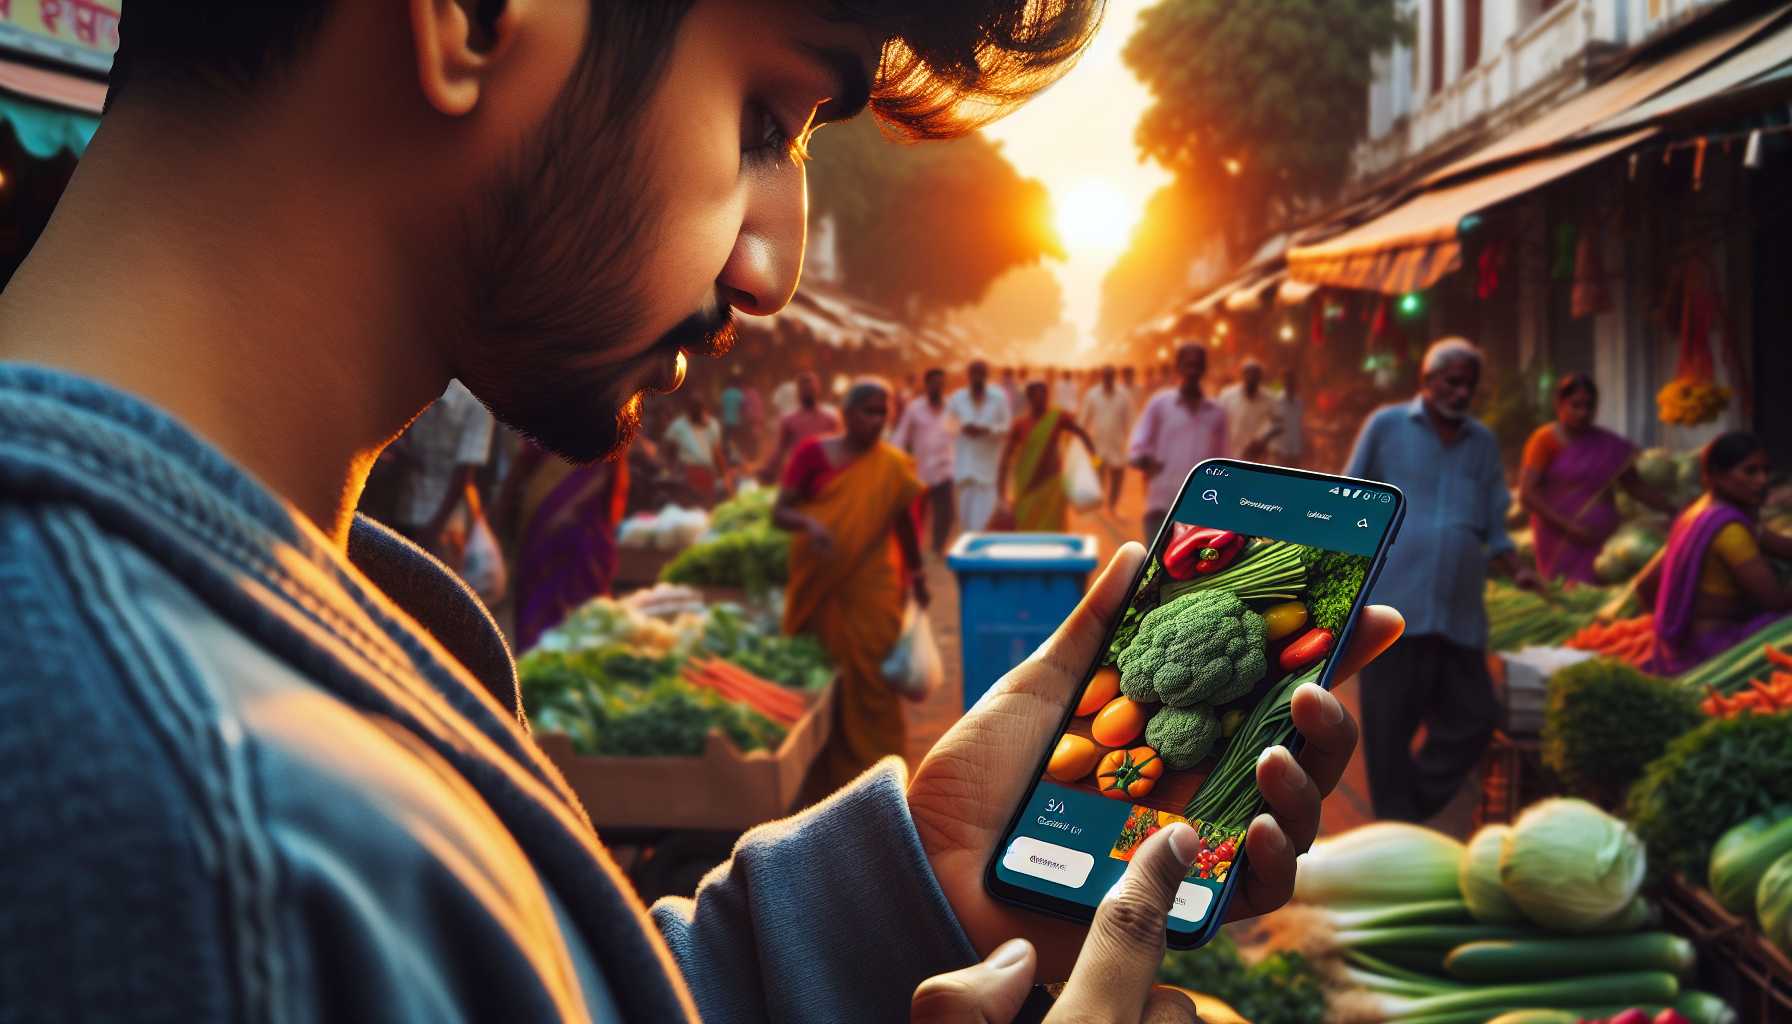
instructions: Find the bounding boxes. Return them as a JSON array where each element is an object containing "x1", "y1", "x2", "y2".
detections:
[{"x1": 449, "y1": 39, "x2": 734, "y2": 464}]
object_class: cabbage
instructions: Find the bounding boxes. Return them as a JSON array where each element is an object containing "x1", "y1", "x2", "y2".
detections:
[
  {"x1": 1460, "y1": 825, "x2": 1523, "y2": 923},
  {"x1": 1760, "y1": 850, "x2": 1792, "y2": 955},
  {"x1": 1500, "y1": 798, "x2": 1646, "y2": 931},
  {"x1": 1634, "y1": 447, "x2": 1676, "y2": 489}
]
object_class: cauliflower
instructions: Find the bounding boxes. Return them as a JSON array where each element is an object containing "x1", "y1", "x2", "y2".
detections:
[
  {"x1": 1146, "y1": 705, "x2": 1220, "y2": 769},
  {"x1": 1116, "y1": 590, "x2": 1266, "y2": 708}
]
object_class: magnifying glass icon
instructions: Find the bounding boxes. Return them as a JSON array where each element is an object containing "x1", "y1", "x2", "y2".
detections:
[{"x1": 1201, "y1": 489, "x2": 1220, "y2": 504}]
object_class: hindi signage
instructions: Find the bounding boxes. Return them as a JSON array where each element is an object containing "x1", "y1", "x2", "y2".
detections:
[{"x1": 0, "y1": 0, "x2": 119, "y2": 75}]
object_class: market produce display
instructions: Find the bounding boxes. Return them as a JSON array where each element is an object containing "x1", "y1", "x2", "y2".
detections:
[
  {"x1": 1540, "y1": 658, "x2": 1701, "y2": 804},
  {"x1": 1242, "y1": 809, "x2": 1737, "y2": 1024},
  {"x1": 518, "y1": 593, "x2": 832, "y2": 757},
  {"x1": 659, "y1": 488, "x2": 791, "y2": 593},
  {"x1": 1485, "y1": 579, "x2": 1615, "y2": 652},
  {"x1": 1676, "y1": 622, "x2": 1792, "y2": 695},
  {"x1": 1625, "y1": 711, "x2": 1792, "y2": 881},
  {"x1": 1564, "y1": 615, "x2": 1657, "y2": 667},
  {"x1": 1157, "y1": 931, "x2": 1327, "y2": 1024}
]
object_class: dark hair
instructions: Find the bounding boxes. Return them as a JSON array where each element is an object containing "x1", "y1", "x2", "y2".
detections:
[
  {"x1": 1175, "y1": 342, "x2": 1207, "y2": 367},
  {"x1": 1703, "y1": 431, "x2": 1766, "y2": 476},
  {"x1": 1555, "y1": 372, "x2": 1597, "y2": 402},
  {"x1": 923, "y1": 367, "x2": 945, "y2": 380},
  {"x1": 110, "y1": 1, "x2": 1104, "y2": 138},
  {"x1": 1025, "y1": 380, "x2": 1047, "y2": 398}
]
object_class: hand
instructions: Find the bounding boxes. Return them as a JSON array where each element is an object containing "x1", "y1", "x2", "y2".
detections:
[
  {"x1": 908, "y1": 542, "x2": 1404, "y2": 981},
  {"x1": 1133, "y1": 457, "x2": 1164, "y2": 478},
  {"x1": 807, "y1": 521, "x2": 837, "y2": 558},
  {"x1": 1513, "y1": 565, "x2": 1543, "y2": 592},
  {"x1": 963, "y1": 424, "x2": 989, "y2": 439},
  {"x1": 1566, "y1": 522, "x2": 1604, "y2": 547},
  {"x1": 911, "y1": 826, "x2": 1202, "y2": 1024}
]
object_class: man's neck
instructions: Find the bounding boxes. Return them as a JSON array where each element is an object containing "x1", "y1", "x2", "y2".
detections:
[
  {"x1": 0, "y1": 108, "x2": 447, "y2": 548},
  {"x1": 1178, "y1": 382, "x2": 1204, "y2": 406},
  {"x1": 927, "y1": 394, "x2": 943, "y2": 409}
]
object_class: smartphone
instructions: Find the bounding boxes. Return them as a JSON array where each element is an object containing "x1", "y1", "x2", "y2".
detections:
[{"x1": 984, "y1": 458, "x2": 1404, "y2": 948}]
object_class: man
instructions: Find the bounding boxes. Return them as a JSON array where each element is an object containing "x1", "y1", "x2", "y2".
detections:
[
  {"x1": 0, "y1": 3, "x2": 1381, "y2": 1021},
  {"x1": 891, "y1": 366, "x2": 955, "y2": 554},
  {"x1": 389, "y1": 378, "x2": 496, "y2": 564},
  {"x1": 1080, "y1": 364, "x2": 1135, "y2": 513},
  {"x1": 1121, "y1": 363, "x2": 1139, "y2": 397},
  {"x1": 1347, "y1": 337, "x2": 1539, "y2": 823},
  {"x1": 1268, "y1": 368, "x2": 1305, "y2": 467},
  {"x1": 663, "y1": 394, "x2": 729, "y2": 505},
  {"x1": 1216, "y1": 357, "x2": 1278, "y2": 462},
  {"x1": 1130, "y1": 343, "x2": 1230, "y2": 541},
  {"x1": 999, "y1": 380, "x2": 1096, "y2": 532},
  {"x1": 719, "y1": 364, "x2": 758, "y2": 463},
  {"x1": 946, "y1": 359, "x2": 1013, "y2": 534},
  {"x1": 999, "y1": 364, "x2": 1023, "y2": 413},
  {"x1": 1052, "y1": 365, "x2": 1080, "y2": 412},
  {"x1": 761, "y1": 369, "x2": 841, "y2": 484}
]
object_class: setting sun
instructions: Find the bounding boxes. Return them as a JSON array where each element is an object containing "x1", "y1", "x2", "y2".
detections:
[{"x1": 1053, "y1": 179, "x2": 1136, "y2": 255}]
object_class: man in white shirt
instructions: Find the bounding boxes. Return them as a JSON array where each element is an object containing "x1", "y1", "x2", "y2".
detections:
[
  {"x1": 891, "y1": 367, "x2": 955, "y2": 553},
  {"x1": 1080, "y1": 364, "x2": 1136, "y2": 514},
  {"x1": 392, "y1": 378, "x2": 495, "y2": 564},
  {"x1": 1216, "y1": 358, "x2": 1278, "y2": 461},
  {"x1": 1052, "y1": 366, "x2": 1079, "y2": 413},
  {"x1": 1268, "y1": 368, "x2": 1306, "y2": 467},
  {"x1": 945, "y1": 359, "x2": 1012, "y2": 533},
  {"x1": 663, "y1": 395, "x2": 729, "y2": 505}
]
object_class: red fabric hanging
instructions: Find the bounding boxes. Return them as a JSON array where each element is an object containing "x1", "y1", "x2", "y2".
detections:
[{"x1": 1571, "y1": 224, "x2": 1610, "y2": 318}]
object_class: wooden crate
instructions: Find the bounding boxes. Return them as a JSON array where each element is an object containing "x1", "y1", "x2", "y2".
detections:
[
  {"x1": 538, "y1": 681, "x2": 835, "y2": 831},
  {"x1": 1659, "y1": 874, "x2": 1792, "y2": 1023},
  {"x1": 1475, "y1": 730, "x2": 1557, "y2": 826}
]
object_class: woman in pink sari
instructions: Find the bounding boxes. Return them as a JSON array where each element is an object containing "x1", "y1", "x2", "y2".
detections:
[
  {"x1": 1519, "y1": 374, "x2": 1676, "y2": 583},
  {"x1": 1633, "y1": 433, "x2": 1792, "y2": 674}
]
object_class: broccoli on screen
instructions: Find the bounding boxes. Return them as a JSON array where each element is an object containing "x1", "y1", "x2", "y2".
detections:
[
  {"x1": 1147, "y1": 705, "x2": 1221, "y2": 769},
  {"x1": 1116, "y1": 590, "x2": 1267, "y2": 708}
]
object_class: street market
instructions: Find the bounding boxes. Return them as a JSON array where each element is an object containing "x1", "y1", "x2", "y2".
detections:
[{"x1": 2, "y1": 0, "x2": 1792, "y2": 1022}]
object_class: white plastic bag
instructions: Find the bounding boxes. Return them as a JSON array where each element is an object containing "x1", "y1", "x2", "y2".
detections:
[
  {"x1": 880, "y1": 601, "x2": 943, "y2": 702},
  {"x1": 461, "y1": 510, "x2": 509, "y2": 605},
  {"x1": 1063, "y1": 439, "x2": 1101, "y2": 512}
]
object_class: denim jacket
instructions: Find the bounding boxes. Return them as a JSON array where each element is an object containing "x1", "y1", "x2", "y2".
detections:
[{"x1": 0, "y1": 365, "x2": 976, "y2": 1022}]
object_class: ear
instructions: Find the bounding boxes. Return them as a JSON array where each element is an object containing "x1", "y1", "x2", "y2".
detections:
[{"x1": 410, "y1": 0, "x2": 521, "y2": 116}]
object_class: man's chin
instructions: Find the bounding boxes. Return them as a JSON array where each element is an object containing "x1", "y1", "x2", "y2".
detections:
[{"x1": 511, "y1": 392, "x2": 642, "y2": 464}]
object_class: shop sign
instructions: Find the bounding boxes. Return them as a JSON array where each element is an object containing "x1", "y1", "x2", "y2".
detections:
[{"x1": 0, "y1": 0, "x2": 119, "y2": 76}]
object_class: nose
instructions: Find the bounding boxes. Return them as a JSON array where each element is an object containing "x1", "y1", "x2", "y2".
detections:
[{"x1": 717, "y1": 162, "x2": 807, "y2": 316}]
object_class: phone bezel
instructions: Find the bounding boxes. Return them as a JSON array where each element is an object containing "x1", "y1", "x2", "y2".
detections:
[{"x1": 981, "y1": 457, "x2": 1406, "y2": 949}]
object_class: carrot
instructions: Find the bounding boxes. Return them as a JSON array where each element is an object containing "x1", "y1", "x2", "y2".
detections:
[
  {"x1": 700, "y1": 660, "x2": 809, "y2": 718},
  {"x1": 1765, "y1": 644, "x2": 1792, "y2": 671}
]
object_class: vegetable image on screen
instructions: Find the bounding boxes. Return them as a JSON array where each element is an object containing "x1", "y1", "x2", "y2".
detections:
[{"x1": 1043, "y1": 521, "x2": 1370, "y2": 836}]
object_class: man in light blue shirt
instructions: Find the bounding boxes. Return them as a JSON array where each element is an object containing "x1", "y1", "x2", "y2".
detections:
[{"x1": 1346, "y1": 338, "x2": 1538, "y2": 821}]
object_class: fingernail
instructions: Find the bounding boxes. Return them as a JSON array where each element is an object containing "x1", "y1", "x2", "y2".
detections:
[
  {"x1": 1166, "y1": 821, "x2": 1200, "y2": 865},
  {"x1": 1257, "y1": 745, "x2": 1277, "y2": 770},
  {"x1": 1255, "y1": 813, "x2": 1291, "y2": 854},
  {"x1": 1320, "y1": 689, "x2": 1345, "y2": 725},
  {"x1": 990, "y1": 938, "x2": 1029, "y2": 969}
]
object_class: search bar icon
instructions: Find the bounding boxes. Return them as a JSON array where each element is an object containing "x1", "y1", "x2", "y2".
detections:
[{"x1": 1201, "y1": 489, "x2": 1220, "y2": 504}]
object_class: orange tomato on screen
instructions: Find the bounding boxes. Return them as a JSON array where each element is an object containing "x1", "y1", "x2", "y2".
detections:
[
  {"x1": 1075, "y1": 666, "x2": 1121, "y2": 717},
  {"x1": 1046, "y1": 735, "x2": 1102, "y2": 782},
  {"x1": 1097, "y1": 746, "x2": 1163, "y2": 799},
  {"x1": 1091, "y1": 696, "x2": 1146, "y2": 747}
]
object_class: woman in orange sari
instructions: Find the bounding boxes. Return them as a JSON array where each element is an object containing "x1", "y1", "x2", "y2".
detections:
[{"x1": 774, "y1": 379, "x2": 928, "y2": 786}]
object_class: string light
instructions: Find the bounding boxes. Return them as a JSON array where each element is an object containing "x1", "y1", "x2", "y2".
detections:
[
  {"x1": 1278, "y1": 323, "x2": 1295, "y2": 342},
  {"x1": 1223, "y1": 158, "x2": 1242, "y2": 176},
  {"x1": 1398, "y1": 292, "x2": 1423, "y2": 317},
  {"x1": 1215, "y1": 320, "x2": 1229, "y2": 336}
]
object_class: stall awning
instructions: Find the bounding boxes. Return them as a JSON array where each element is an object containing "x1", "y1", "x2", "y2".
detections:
[
  {"x1": 1593, "y1": 16, "x2": 1792, "y2": 133},
  {"x1": 1288, "y1": 130, "x2": 1651, "y2": 295},
  {"x1": 0, "y1": 55, "x2": 103, "y2": 159},
  {"x1": 1223, "y1": 271, "x2": 1283, "y2": 313},
  {"x1": 1276, "y1": 278, "x2": 1319, "y2": 306}
]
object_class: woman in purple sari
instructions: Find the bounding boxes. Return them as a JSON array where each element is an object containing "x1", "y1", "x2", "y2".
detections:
[
  {"x1": 1633, "y1": 433, "x2": 1792, "y2": 675},
  {"x1": 495, "y1": 440, "x2": 630, "y2": 653},
  {"x1": 1519, "y1": 374, "x2": 1677, "y2": 583}
]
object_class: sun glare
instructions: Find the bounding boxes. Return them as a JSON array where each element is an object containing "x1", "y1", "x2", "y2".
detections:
[{"x1": 1053, "y1": 179, "x2": 1135, "y2": 255}]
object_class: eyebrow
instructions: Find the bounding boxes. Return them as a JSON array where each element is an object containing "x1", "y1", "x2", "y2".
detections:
[{"x1": 802, "y1": 43, "x2": 874, "y2": 124}]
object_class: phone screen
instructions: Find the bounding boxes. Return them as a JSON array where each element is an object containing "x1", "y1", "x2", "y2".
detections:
[{"x1": 985, "y1": 460, "x2": 1403, "y2": 946}]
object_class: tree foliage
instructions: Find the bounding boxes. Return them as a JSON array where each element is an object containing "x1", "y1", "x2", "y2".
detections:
[
  {"x1": 1124, "y1": 0, "x2": 1406, "y2": 252},
  {"x1": 948, "y1": 263, "x2": 1066, "y2": 348},
  {"x1": 806, "y1": 118, "x2": 1060, "y2": 319}
]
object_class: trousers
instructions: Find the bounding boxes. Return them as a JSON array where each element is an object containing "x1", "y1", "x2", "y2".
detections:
[{"x1": 1358, "y1": 633, "x2": 1498, "y2": 822}]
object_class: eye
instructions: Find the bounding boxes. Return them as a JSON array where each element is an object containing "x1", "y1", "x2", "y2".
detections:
[{"x1": 742, "y1": 100, "x2": 814, "y2": 168}]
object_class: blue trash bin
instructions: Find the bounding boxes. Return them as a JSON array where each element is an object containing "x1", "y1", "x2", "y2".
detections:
[{"x1": 946, "y1": 533, "x2": 1100, "y2": 711}]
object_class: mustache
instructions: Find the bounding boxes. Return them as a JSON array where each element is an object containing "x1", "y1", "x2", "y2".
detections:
[{"x1": 657, "y1": 304, "x2": 737, "y2": 359}]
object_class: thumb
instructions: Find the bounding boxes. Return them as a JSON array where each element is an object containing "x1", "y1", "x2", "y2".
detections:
[{"x1": 911, "y1": 939, "x2": 1037, "y2": 1024}]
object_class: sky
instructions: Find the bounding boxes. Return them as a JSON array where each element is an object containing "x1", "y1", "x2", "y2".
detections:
[{"x1": 980, "y1": 0, "x2": 1172, "y2": 355}]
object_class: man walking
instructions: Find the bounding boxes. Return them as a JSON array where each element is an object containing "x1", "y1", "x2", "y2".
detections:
[
  {"x1": 1347, "y1": 337, "x2": 1539, "y2": 822},
  {"x1": 947, "y1": 359, "x2": 1012, "y2": 533},
  {"x1": 1268, "y1": 368, "x2": 1305, "y2": 468},
  {"x1": 762, "y1": 369, "x2": 842, "y2": 483},
  {"x1": 663, "y1": 394, "x2": 729, "y2": 506},
  {"x1": 1080, "y1": 364, "x2": 1135, "y2": 513},
  {"x1": 1129, "y1": 343, "x2": 1229, "y2": 541},
  {"x1": 891, "y1": 366, "x2": 956, "y2": 553},
  {"x1": 1216, "y1": 357, "x2": 1278, "y2": 462}
]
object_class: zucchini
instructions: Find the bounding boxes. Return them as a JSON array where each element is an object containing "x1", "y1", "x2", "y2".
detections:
[
  {"x1": 1709, "y1": 807, "x2": 1792, "y2": 912},
  {"x1": 1445, "y1": 932, "x2": 1694, "y2": 982},
  {"x1": 1675, "y1": 989, "x2": 1739, "y2": 1024}
]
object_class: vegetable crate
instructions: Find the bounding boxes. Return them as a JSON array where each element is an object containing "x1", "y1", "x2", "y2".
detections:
[
  {"x1": 612, "y1": 546, "x2": 677, "y2": 590},
  {"x1": 1660, "y1": 873, "x2": 1792, "y2": 1022},
  {"x1": 538, "y1": 681, "x2": 836, "y2": 831},
  {"x1": 1475, "y1": 730, "x2": 1556, "y2": 827}
]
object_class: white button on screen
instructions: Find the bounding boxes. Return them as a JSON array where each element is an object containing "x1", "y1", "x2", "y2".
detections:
[
  {"x1": 1169, "y1": 882, "x2": 1215, "y2": 923},
  {"x1": 1002, "y1": 837, "x2": 1095, "y2": 889}
]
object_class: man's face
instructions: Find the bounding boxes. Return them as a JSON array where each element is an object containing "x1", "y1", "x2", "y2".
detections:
[
  {"x1": 969, "y1": 363, "x2": 989, "y2": 390},
  {"x1": 924, "y1": 371, "x2": 944, "y2": 400},
  {"x1": 1102, "y1": 366, "x2": 1115, "y2": 387},
  {"x1": 453, "y1": 0, "x2": 874, "y2": 462},
  {"x1": 1243, "y1": 365, "x2": 1262, "y2": 392},
  {"x1": 1423, "y1": 359, "x2": 1480, "y2": 421},
  {"x1": 797, "y1": 372, "x2": 821, "y2": 406},
  {"x1": 1176, "y1": 348, "x2": 1206, "y2": 386}
]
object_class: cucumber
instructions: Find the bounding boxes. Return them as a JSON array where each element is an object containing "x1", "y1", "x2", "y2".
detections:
[
  {"x1": 1445, "y1": 932, "x2": 1694, "y2": 982},
  {"x1": 1710, "y1": 808, "x2": 1792, "y2": 913}
]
